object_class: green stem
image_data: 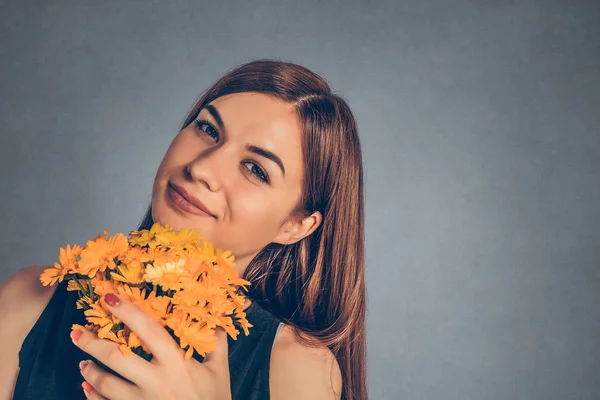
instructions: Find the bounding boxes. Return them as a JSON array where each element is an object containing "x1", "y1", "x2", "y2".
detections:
[
  {"x1": 87, "y1": 280, "x2": 96, "y2": 302},
  {"x1": 74, "y1": 276, "x2": 87, "y2": 295}
]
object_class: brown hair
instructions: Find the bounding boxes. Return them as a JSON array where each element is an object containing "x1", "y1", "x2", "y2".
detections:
[{"x1": 137, "y1": 59, "x2": 368, "y2": 399}]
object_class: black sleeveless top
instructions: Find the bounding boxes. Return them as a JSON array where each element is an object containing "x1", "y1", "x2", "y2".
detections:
[{"x1": 14, "y1": 279, "x2": 284, "y2": 399}]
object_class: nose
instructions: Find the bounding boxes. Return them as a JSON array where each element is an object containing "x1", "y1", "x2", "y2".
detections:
[{"x1": 184, "y1": 150, "x2": 222, "y2": 192}]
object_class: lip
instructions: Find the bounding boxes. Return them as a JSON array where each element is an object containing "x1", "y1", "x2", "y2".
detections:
[{"x1": 167, "y1": 182, "x2": 216, "y2": 218}]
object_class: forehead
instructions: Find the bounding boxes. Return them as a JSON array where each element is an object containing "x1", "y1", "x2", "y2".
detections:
[
  {"x1": 207, "y1": 92, "x2": 297, "y2": 130},
  {"x1": 204, "y1": 92, "x2": 304, "y2": 180}
]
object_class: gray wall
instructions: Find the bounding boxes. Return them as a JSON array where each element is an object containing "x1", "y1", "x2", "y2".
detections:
[{"x1": 1, "y1": 1, "x2": 599, "y2": 399}]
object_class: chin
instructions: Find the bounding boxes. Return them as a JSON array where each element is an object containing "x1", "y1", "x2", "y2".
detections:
[
  {"x1": 151, "y1": 198, "x2": 177, "y2": 227},
  {"x1": 152, "y1": 204, "x2": 181, "y2": 229}
]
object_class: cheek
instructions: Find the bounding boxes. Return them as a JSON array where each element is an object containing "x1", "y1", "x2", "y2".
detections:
[
  {"x1": 230, "y1": 196, "x2": 281, "y2": 235},
  {"x1": 152, "y1": 135, "x2": 195, "y2": 189},
  {"x1": 151, "y1": 162, "x2": 170, "y2": 204},
  {"x1": 157, "y1": 130, "x2": 197, "y2": 168},
  {"x1": 153, "y1": 150, "x2": 176, "y2": 185}
]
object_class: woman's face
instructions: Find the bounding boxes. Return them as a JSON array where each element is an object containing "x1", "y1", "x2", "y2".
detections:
[{"x1": 151, "y1": 92, "x2": 320, "y2": 274}]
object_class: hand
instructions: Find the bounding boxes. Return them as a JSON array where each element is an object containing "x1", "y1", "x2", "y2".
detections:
[{"x1": 70, "y1": 293, "x2": 233, "y2": 400}]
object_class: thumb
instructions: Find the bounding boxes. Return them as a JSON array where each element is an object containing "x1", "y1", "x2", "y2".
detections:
[{"x1": 202, "y1": 327, "x2": 229, "y2": 371}]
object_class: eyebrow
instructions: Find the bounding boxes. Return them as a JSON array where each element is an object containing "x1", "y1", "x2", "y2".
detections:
[
  {"x1": 202, "y1": 104, "x2": 286, "y2": 177},
  {"x1": 246, "y1": 145, "x2": 286, "y2": 177},
  {"x1": 205, "y1": 104, "x2": 224, "y2": 130}
]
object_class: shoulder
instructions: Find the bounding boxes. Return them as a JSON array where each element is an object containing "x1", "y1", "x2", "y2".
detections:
[
  {"x1": 0, "y1": 265, "x2": 57, "y2": 306},
  {"x1": 0, "y1": 265, "x2": 57, "y2": 330},
  {"x1": 0, "y1": 265, "x2": 56, "y2": 399},
  {"x1": 270, "y1": 324, "x2": 342, "y2": 400}
]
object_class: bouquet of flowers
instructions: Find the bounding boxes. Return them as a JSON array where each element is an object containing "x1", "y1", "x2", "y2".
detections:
[{"x1": 39, "y1": 222, "x2": 253, "y2": 362}]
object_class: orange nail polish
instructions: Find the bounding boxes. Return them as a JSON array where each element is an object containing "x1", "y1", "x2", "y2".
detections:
[
  {"x1": 70, "y1": 330, "x2": 82, "y2": 342},
  {"x1": 82, "y1": 381, "x2": 93, "y2": 394}
]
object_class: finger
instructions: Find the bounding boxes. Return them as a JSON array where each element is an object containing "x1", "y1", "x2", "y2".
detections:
[
  {"x1": 82, "y1": 381, "x2": 108, "y2": 400},
  {"x1": 103, "y1": 293, "x2": 183, "y2": 363},
  {"x1": 201, "y1": 327, "x2": 229, "y2": 373},
  {"x1": 71, "y1": 327, "x2": 151, "y2": 386},
  {"x1": 80, "y1": 359, "x2": 139, "y2": 400}
]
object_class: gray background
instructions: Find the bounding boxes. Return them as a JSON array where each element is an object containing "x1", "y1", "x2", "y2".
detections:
[{"x1": 1, "y1": 0, "x2": 599, "y2": 399}]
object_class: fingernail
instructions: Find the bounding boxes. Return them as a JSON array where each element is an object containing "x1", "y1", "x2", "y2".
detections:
[
  {"x1": 79, "y1": 360, "x2": 88, "y2": 371},
  {"x1": 104, "y1": 293, "x2": 120, "y2": 307},
  {"x1": 82, "y1": 381, "x2": 93, "y2": 394},
  {"x1": 70, "y1": 330, "x2": 83, "y2": 342}
]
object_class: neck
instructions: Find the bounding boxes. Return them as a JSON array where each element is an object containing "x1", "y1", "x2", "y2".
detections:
[
  {"x1": 231, "y1": 252, "x2": 257, "y2": 311},
  {"x1": 231, "y1": 251, "x2": 257, "y2": 278}
]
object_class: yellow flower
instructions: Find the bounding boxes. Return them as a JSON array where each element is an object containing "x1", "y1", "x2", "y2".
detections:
[
  {"x1": 215, "y1": 248, "x2": 236, "y2": 269},
  {"x1": 146, "y1": 294, "x2": 172, "y2": 317},
  {"x1": 90, "y1": 274, "x2": 118, "y2": 298},
  {"x1": 227, "y1": 290, "x2": 249, "y2": 308},
  {"x1": 231, "y1": 305, "x2": 253, "y2": 336},
  {"x1": 166, "y1": 313, "x2": 218, "y2": 359},
  {"x1": 115, "y1": 285, "x2": 148, "y2": 306},
  {"x1": 72, "y1": 323, "x2": 96, "y2": 333},
  {"x1": 196, "y1": 239, "x2": 217, "y2": 264},
  {"x1": 76, "y1": 295, "x2": 92, "y2": 310},
  {"x1": 67, "y1": 279, "x2": 88, "y2": 292},
  {"x1": 39, "y1": 267, "x2": 65, "y2": 287},
  {"x1": 145, "y1": 246, "x2": 182, "y2": 267},
  {"x1": 44, "y1": 221, "x2": 254, "y2": 361},
  {"x1": 40, "y1": 243, "x2": 82, "y2": 286},
  {"x1": 117, "y1": 286, "x2": 166, "y2": 318},
  {"x1": 154, "y1": 227, "x2": 203, "y2": 250},
  {"x1": 119, "y1": 330, "x2": 151, "y2": 357},
  {"x1": 122, "y1": 246, "x2": 151, "y2": 264},
  {"x1": 112, "y1": 262, "x2": 145, "y2": 284},
  {"x1": 143, "y1": 258, "x2": 190, "y2": 291},
  {"x1": 84, "y1": 301, "x2": 112, "y2": 325},
  {"x1": 129, "y1": 223, "x2": 173, "y2": 248},
  {"x1": 78, "y1": 232, "x2": 128, "y2": 277},
  {"x1": 183, "y1": 257, "x2": 210, "y2": 279},
  {"x1": 84, "y1": 302, "x2": 125, "y2": 343}
]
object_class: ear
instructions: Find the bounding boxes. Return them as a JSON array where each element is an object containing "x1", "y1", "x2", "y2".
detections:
[{"x1": 272, "y1": 211, "x2": 322, "y2": 245}]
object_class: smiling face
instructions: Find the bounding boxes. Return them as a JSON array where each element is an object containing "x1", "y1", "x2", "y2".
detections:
[{"x1": 151, "y1": 92, "x2": 321, "y2": 274}]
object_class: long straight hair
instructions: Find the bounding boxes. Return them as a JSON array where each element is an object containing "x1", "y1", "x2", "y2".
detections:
[{"x1": 137, "y1": 59, "x2": 368, "y2": 399}]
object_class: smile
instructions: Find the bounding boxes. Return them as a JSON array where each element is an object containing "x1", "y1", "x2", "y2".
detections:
[{"x1": 166, "y1": 184, "x2": 214, "y2": 218}]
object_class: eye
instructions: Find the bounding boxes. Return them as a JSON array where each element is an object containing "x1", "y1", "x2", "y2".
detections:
[
  {"x1": 242, "y1": 161, "x2": 270, "y2": 184},
  {"x1": 195, "y1": 119, "x2": 219, "y2": 142}
]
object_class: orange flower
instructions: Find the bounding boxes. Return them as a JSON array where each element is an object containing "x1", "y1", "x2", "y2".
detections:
[
  {"x1": 76, "y1": 295, "x2": 93, "y2": 310},
  {"x1": 91, "y1": 274, "x2": 119, "y2": 298},
  {"x1": 115, "y1": 285, "x2": 148, "y2": 306},
  {"x1": 78, "y1": 232, "x2": 128, "y2": 278},
  {"x1": 215, "y1": 248, "x2": 236, "y2": 269},
  {"x1": 111, "y1": 261, "x2": 145, "y2": 285},
  {"x1": 119, "y1": 330, "x2": 151, "y2": 357},
  {"x1": 129, "y1": 223, "x2": 173, "y2": 248},
  {"x1": 39, "y1": 243, "x2": 82, "y2": 286},
  {"x1": 123, "y1": 246, "x2": 153, "y2": 264},
  {"x1": 154, "y1": 227, "x2": 203, "y2": 250},
  {"x1": 166, "y1": 312, "x2": 218, "y2": 359},
  {"x1": 72, "y1": 323, "x2": 97, "y2": 334},
  {"x1": 143, "y1": 259, "x2": 190, "y2": 291},
  {"x1": 42, "y1": 221, "x2": 253, "y2": 361},
  {"x1": 115, "y1": 285, "x2": 170, "y2": 322},
  {"x1": 146, "y1": 246, "x2": 182, "y2": 267},
  {"x1": 84, "y1": 302, "x2": 125, "y2": 344}
]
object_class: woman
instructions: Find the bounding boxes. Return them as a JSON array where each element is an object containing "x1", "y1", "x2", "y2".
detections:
[{"x1": 0, "y1": 59, "x2": 367, "y2": 399}]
